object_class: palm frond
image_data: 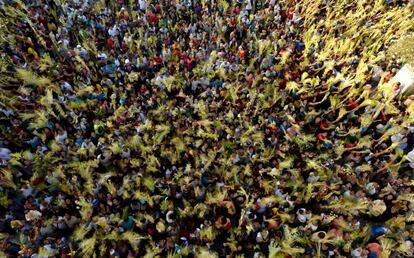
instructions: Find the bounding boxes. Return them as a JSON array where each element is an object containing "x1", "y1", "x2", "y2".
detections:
[
  {"x1": 16, "y1": 68, "x2": 51, "y2": 86},
  {"x1": 78, "y1": 234, "x2": 96, "y2": 257}
]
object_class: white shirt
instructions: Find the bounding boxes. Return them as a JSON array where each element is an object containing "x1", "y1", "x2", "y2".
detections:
[
  {"x1": 391, "y1": 133, "x2": 404, "y2": 143},
  {"x1": 108, "y1": 26, "x2": 118, "y2": 37},
  {"x1": 351, "y1": 248, "x2": 362, "y2": 257},
  {"x1": 57, "y1": 131, "x2": 68, "y2": 144},
  {"x1": 21, "y1": 185, "x2": 34, "y2": 198},
  {"x1": 139, "y1": 0, "x2": 146, "y2": 10},
  {"x1": 297, "y1": 208, "x2": 311, "y2": 223},
  {"x1": 0, "y1": 148, "x2": 11, "y2": 160},
  {"x1": 256, "y1": 231, "x2": 269, "y2": 243},
  {"x1": 307, "y1": 173, "x2": 320, "y2": 183},
  {"x1": 365, "y1": 182, "x2": 377, "y2": 195},
  {"x1": 121, "y1": 148, "x2": 131, "y2": 159},
  {"x1": 406, "y1": 148, "x2": 414, "y2": 168},
  {"x1": 81, "y1": 141, "x2": 95, "y2": 150},
  {"x1": 62, "y1": 81, "x2": 73, "y2": 93},
  {"x1": 246, "y1": 0, "x2": 252, "y2": 10}
]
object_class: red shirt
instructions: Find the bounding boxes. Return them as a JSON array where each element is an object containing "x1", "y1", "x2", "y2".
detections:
[
  {"x1": 121, "y1": 41, "x2": 127, "y2": 50},
  {"x1": 317, "y1": 133, "x2": 326, "y2": 141},
  {"x1": 106, "y1": 38, "x2": 115, "y2": 49},
  {"x1": 223, "y1": 220, "x2": 232, "y2": 231},
  {"x1": 320, "y1": 121, "x2": 329, "y2": 130},
  {"x1": 288, "y1": 8, "x2": 295, "y2": 20},
  {"x1": 38, "y1": 16, "x2": 48, "y2": 26},
  {"x1": 281, "y1": 9, "x2": 287, "y2": 18},
  {"x1": 147, "y1": 227, "x2": 156, "y2": 235},
  {"x1": 186, "y1": 58, "x2": 193, "y2": 70},
  {"x1": 291, "y1": 71, "x2": 300, "y2": 80},
  {"x1": 179, "y1": 229, "x2": 190, "y2": 238},
  {"x1": 147, "y1": 13, "x2": 158, "y2": 24},
  {"x1": 154, "y1": 56, "x2": 163, "y2": 64},
  {"x1": 380, "y1": 110, "x2": 389, "y2": 121},
  {"x1": 347, "y1": 98, "x2": 358, "y2": 110},
  {"x1": 345, "y1": 143, "x2": 356, "y2": 148},
  {"x1": 248, "y1": 75, "x2": 254, "y2": 86},
  {"x1": 238, "y1": 49, "x2": 246, "y2": 59}
]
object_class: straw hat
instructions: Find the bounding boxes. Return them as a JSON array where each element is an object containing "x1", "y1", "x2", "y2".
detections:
[{"x1": 370, "y1": 200, "x2": 387, "y2": 217}]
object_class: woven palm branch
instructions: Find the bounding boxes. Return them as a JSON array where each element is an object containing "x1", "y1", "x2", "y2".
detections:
[
  {"x1": 278, "y1": 156, "x2": 294, "y2": 170},
  {"x1": 7, "y1": 152, "x2": 22, "y2": 167},
  {"x1": 197, "y1": 129, "x2": 219, "y2": 141},
  {"x1": 162, "y1": 76, "x2": 179, "y2": 92},
  {"x1": 78, "y1": 234, "x2": 97, "y2": 257},
  {"x1": 386, "y1": 216, "x2": 406, "y2": 231},
  {"x1": 75, "y1": 197, "x2": 93, "y2": 221},
  {"x1": 154, "y1": 124, "x2": 170, "y2": 143},
  {"x1": 171, "y1": 136, "x2": 186, "y2": 153},
  {"x1": 146, "y1": 154, "x2": 160, "y2": 173},
  {"x1": 0, "y1": 168, "x2": 17, "y2": 189},
  {"x1": 194, "y1": 203, "x2": 209, "y2": 218},
  {"x1": 121, "y1": 231, "x2": 146, "y2": 251},
  {"x1": 37, "y1": 246, "x2": 58, "y2": 257},
  {"x1": 103, "y1": 179, "x2": 117, "y2": 195},
  {"x1": 23, "y1": 110, "x2": 49, "y2": 130},
  {"x1": 206, "y1": 188, "x2": 227, "y2": 205},
  {"x1": 196, "y1": 247, "x2": 219, "y2": 258},
  {"x1": 230, "y1": 86, "x2": 241, "y2": 105},
  {"x1": 396, "y1": 193, "x2": 414, "y2": 205},
  {"x1": 195, "y1": 100, "x2": 209, "y2": 118},
  {"x1": 306, "y1": 159, "x2": 323, "y2": 172},
  {"x1": 261, "y1": 195, "x2": 283, "y2": 206},
  {"x1": 200, "y1": 225, "x2": 217, "y2": 242},
  {"x1": 269, "y1": 226, "x2": 305, "y2": 257},
  {"x1": 329, "y1": 95, "x2": 341, "y2": 110},
  {"x1": 379, "y1": 236, "x2": 397, "y2": 258},
  {"x1": 16, "y1": 69, "x2": 51, "y2": 86},
  {"x1": 302, "y1": 182, "x2": 323, "y2": 203},
  {"x1": 103, "y1": 230, "x2": 122, "y2": 242},
  {"x1": 19, "y1": 111, "x2": 37, "y2": 121},
  {"x1": 133, "y1": 191, "x2": 154, "y2": 207},
  {"x1": 395, "y1": 235, "x2": 413, "y2": 256},
  {"x1": 286, "y1": 81, "x2": 300, "y2": 92},
  {"x1": 72, "y1": 223, "x2": 92, "y2": 242},
  {"x1": 143, "y1": 176, "x2": 156, "y2": 192},
  {"x1": 388, "y1": 33, "x2": 414, "y2": 66},
  {"x1": 38, "y1": 53, "x2": 54, "y2": 71},
  {"x1": 322, "y1": 198, "x2": 370, "y2": 216}
]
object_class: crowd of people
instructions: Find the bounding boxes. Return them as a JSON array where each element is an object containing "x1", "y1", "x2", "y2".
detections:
[{"x1": 1, "y1": 0, "x2": 414, "y2": 257}]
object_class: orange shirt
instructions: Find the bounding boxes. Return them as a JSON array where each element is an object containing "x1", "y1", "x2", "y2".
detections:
[
  {"x1": 367, "y1": 243, "x2": 382, "y2": 256},
  {"x1": 238, "y1": 48, "x2": 245, "y2": 60}
]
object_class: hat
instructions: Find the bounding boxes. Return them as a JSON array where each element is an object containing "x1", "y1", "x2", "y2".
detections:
[
  {"x1": 25, "y1": 210, "x2": 42, "y2": 221},
  {"x1": 376, "y1": 124, "x2": 384, "y2": 131},
  {"x1": 370, "y1": 200, "x2": 387, "y2": 216},
  {"x1": 10, "y1": 220, "x2": 24, "y2": 229}
]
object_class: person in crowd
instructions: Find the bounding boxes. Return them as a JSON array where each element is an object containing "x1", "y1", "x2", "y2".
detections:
[{"x1": 0, "y1": 0, "x2": 414, "y2": 257}]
